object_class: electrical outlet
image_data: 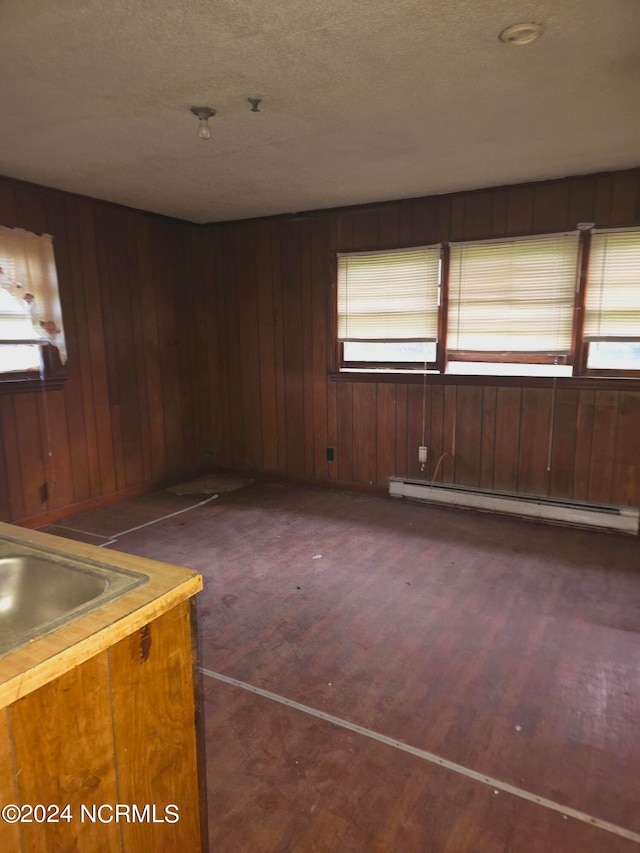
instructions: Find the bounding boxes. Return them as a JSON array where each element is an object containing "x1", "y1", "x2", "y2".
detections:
[{"x1": 418, "y1": 446, "x2": 428, "y2": 463}]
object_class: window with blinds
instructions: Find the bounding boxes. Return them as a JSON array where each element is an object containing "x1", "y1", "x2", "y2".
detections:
[
  {"x1": 447, "y1": 232, "x2": 580, "y2": 359},
  {"x1": 583, "y1": 228, "x2": 640, "y2": 372},
  {"x1": 334, "y1": 227, "x2": 638, "y2": 377},
  {"x1": 337, "y1": 245, "x2": 441, "y2": 344}
]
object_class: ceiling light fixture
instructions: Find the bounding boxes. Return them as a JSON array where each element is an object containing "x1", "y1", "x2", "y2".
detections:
[
  {"x1": 498, "y1": 22, "x2": 544, "y2": 45},
  {"x1": 190, "y1": 106, "x2": 216, "y2": 140}
]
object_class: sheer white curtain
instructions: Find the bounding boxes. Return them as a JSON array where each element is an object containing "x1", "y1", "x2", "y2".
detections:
[{"x1": 0, "y1": 225, "x2": 67, "y2": 363}]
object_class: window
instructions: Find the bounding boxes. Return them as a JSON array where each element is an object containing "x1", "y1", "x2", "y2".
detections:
[
  {"x1": 337, "y1": 244, "x2": 442, "y2": 370},
  {"x1": 448, "y1": 233, "x2": 579, "y2": 370},
  {"x1": 583, "y1": 228, "x2": 640, "y2": 373},
  {"x1": 0, "y1": 226, "x2": 66, "y2": 385},
  {"x1": 335, "y1": 227, "x2": 640, "y2": 379}
]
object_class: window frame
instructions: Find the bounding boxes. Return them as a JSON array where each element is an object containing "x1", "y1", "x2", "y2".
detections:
[
  {"x1": 335, "y1": 243, "x2": 444, "y2": 373},
  {"x1": 578, "y1": 227, "x2": 640, "y2": 378},
  {"x1": 0, "y1": 342, "x2": 64, "y2": 394},
  {"x1": 0, "y1": 225, "x2": 67, "y2": 393},
  {"x1": 333, "y1": 227, "x2": 640, "y2": 381}
]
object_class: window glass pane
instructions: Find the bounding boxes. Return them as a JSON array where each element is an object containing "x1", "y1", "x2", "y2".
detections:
[
  {"x1": 585, "y1": 230, "x2": 640, "y2": 339},
  {"x1": 587, "y1": 341, "x2": 640, "y2": 370},
  {"x1": 447, "y1": 361, "x2": 572, "y2": 377},
  {"x1": 337, "y1": 245, "x2": 441, "y2": 342},
  {"x1": 448, "y1": 232, "x2": 579, "y2": 353},
  {"x1": 344, "y1": 341, "x2": 436, "y2": 363},
  {"x1": 0, "y1": 344, "x2": 40, "y2": 374}
]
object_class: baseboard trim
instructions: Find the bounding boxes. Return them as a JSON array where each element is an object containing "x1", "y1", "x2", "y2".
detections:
[{"x1": 14, "y1": 468, "x2": 211, "y2": 529}]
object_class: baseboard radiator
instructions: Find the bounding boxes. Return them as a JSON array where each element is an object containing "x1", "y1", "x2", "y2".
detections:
[{"x1": 388, "y1": 478, "x2": 639, "y2": 535}]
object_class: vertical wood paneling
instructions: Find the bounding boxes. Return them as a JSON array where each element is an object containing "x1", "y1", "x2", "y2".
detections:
[
  {"x1": 336, "y1": 381, "x2": 354, "y2": 482},
  {"x1": 110, "y1": 603, "x2": 201, "y2": 853},
  {"x1": 236, "y1": 221, "x2": 263, "y2": 470},
  {"x1": 352, "y1": 383, "x2": 377, "y2": 484},
  {"x1": 67, "y1": 195, "x2": 115, "y2": 495},
  {"x1": 378, "y1": 204, "x2": 401, "y2": 246},
  {"x1": 463, "y1": 192, "x2": 492, "y2": 240},
  {"x1": 506, "y1": 186, "x2": 534, "y2": 234},
  {"x1": 533, "y1": 181, "x2": 570, "y2": 233},
  {"x1": 326, "y1": 378, "x2": 338, "y2": 479},
  {"x1": 272, "y1": 222, "x2": 288, "y2": 474},
  {"x1": 134, "y1": 215, "x2": 169, "y2": 479},
  {"x1": 376, "y1": 383, "x2": 396, "y2": 485},
  {"x1": 93, "y1": 203, "x2": 127, "y2": 489},
  {"x1": 281, "y1": 220, "x2": 305, "y2": 477},
  {"x1": 588, "y1": 391, "x2": 619, "y2": 504},
  {"x1": 612, "y1": 392, "x2": 640, "y2": 505},
  {"x1": 517, "y1": 388, "x2": 552, "y2": 496},
  {"x1": 490, "y1": 188, "x2": 508, "y2": 235},
  {"x1": 0, "y1": 407, "x2": 10, "y2": 521},
  {"x1": 1, "y1": 168, "x2": 639, "y2": 523},
  {"x1": 255, "y1": 221, "x2": 279, "y2": 471},
  {"x1": 0, "y1": 399, "x2": 25, "y2": 519},
  {"x1": 394, "y1": 384, "x2": 408, "y2": 480},
  {"x1": 45, "y1": 192, "x2": 92, "y2": 504},
  {"x1": 39, "y1": 390, "x2": 75, "y2": 510},
  {"x1": 13, "y1": 394, "x2": 47, "y2": 518},
  {"x1": 153, "y1": 217, "x2": 187, "y2": 475},
  {"x1": 196, "y1": 167, "x2": 639, "y2": 507},
  {"x1": 480, "y1": 387, "x2": 496, "y2": 490},
  {"x1": 549, "y1": 390, "x2": 579, "y2": 499},
  {"x1": 406, "y1": 384, "x2": 426, "y2": 480},
  {"x1": 409, "y1": 197, "x2": 438, "y2": 246},
  {"x1": 593, "y1": 174, "x2": 614, "y2": 227},
  {"x1": 311, "y1": 218, "x2": 331, "y2": 478},
  {"x1": 429, "y1": 385, "x2": 445, "y2": 482},
  {"x1": 0, "y1": 175, "x2": 205, "y2": 522},
  {"x1": 493, "y1": 388, "x2": 521, "y2": 492},
  {"x1": 568, "y1": 177, "x2": 596, "y2": 227},
  {"x1": 0, "y1": 711, "x2": 20, "y2": 850},
  {"x1": 442, "y1": 386, "x2": 457, "y2": 484},
  {"x1": 219, "y1": 224, "x2": 244, "y2": 466},
  {"x1": 572, "y1": 392, "x2": 594, "y2": 501},
  {"x1": 9, "y1": 651, "x2": 121, "y2": 852},
  {"x1": 610, "y1": 169, "x2": 639, "y2": 225},
  {"x1": 454, "y1": 386, "x2": 483, "y2": 487},
  {"x1": 300, "y1": 220, "x2": 315, "y2": 477}
]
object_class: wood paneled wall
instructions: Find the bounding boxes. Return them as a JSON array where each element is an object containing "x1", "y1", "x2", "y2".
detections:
[
  {"x1": 1, "y1": 169, "x2": 639, "y2": 524},
  {"x1": 0, "y1": 177, "x2": 206, "y2": 523},
  {"x1": 201, "y1": 168, "x2": 640, "y2": 507}
]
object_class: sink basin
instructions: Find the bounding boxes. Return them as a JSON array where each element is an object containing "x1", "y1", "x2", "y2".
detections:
[{"x1": 0, "y1": 546, "x2": 148, "y2": 657}]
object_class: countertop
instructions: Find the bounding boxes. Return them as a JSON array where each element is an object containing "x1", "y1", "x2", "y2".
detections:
[{"x1": 0, "y1": 521, "x2": 202, "y2": 710}]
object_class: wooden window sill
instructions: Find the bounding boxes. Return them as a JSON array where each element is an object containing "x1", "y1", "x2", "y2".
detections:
[
  {"x1": 0, "y1": 375, "x2": 66, "y2": 395},
  {"x1": 329, "y1": 371, "x2": 640, "y2": 391}
]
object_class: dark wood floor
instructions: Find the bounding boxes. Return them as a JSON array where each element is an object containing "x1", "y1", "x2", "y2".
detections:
[{"x1": 42, "y1": 482, "x2": 640, "y2": 851}]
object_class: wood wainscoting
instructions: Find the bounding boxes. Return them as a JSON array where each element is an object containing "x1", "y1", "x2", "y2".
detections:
[
  {"x1": 0, "y1": 168, "x2": 639, "y2": 525},
  {"x1": 198, "y1": 168, "x2": 640, "y2": 507}
]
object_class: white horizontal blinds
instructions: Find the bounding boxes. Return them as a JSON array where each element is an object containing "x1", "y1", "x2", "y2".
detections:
[
  {"x1": 584, "y1": 229, "x2": 640, "y2": 340},
  {"x1": 337, "y1": 245, "x2": 441, "y2": 342},
  {"x1": 448, "y1": 232, "x2": 580, "y2": 353}
]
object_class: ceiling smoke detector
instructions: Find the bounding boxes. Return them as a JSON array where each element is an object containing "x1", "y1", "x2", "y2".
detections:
[{"x1": 498, "y1": 23, "x2": 544, "y2": 45}]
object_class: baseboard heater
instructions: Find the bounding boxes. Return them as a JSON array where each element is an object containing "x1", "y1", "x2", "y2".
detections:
[{"x1": 388, "y1": 478, "x2": 639, "y2": 535}]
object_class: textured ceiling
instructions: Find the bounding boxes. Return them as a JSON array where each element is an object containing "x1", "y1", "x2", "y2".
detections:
[{"x1": 1, "y1": 0, "x2": 639, "y2": 223}]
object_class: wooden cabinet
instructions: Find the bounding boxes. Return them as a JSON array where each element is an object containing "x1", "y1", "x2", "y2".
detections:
[{"x1": 0, "y1": 599, "x2": 207, "y2": 852}]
